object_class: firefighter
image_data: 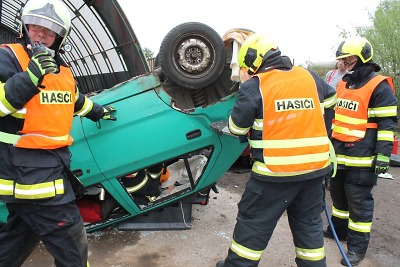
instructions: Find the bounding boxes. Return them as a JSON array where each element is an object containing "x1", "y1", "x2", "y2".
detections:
[
  {"x1": 324, "y1": 36, "x2": 398, "y2": 266},
  {"x1": 0, "y1": 0, "x2": 116, "y2": 266},
  {"x1": 216, "y1": 34, "x2": 337, "y2": 267}
]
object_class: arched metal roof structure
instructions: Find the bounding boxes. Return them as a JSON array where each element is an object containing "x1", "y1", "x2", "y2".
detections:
[{"x1": 0, "y1": 0, "x2": 149, "y2": 93}]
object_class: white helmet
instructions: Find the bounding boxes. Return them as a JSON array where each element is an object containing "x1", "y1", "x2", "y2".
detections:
[{"x1": 20, "y1": 0, "x2": 71, "y2": 50}]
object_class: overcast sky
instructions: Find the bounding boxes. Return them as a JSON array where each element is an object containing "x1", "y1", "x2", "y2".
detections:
[{"x1": 118, "y1": 0, "x2": 379, "y2": 66}]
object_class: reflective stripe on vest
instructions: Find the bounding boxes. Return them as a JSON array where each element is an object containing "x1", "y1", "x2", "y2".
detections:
[
  {"x1": 2, "y1": 44, "x2": 75, "y2": 149},
  {"x1": 332, "y1": 75, "x2": 394, "y2": 142},
  {"x1": 251, "y1": 67, "x2": 330, "y2": 175},
  {"x1": 0, "y1": 178, "x2": 64, "y2": 199}
]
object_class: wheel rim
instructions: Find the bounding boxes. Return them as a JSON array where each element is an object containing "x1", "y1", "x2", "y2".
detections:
[{"x1": 174, "y1": 34, "x2": 215, "y2": 79}]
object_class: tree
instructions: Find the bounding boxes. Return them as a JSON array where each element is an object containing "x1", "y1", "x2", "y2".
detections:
[
  {"x1": 143, "y1": 47, "x2": 155, "y2": 59},
  {"x1": 356, "y1": 0, "x2": 400, "y2": 100}
]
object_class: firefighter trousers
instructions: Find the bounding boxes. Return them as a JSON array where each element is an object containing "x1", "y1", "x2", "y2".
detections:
[
  {"x1": 0, "y1": 201, "x2": 88, "y2": 267},
  {"x1": 329, "y1": 168, "x2": 375, "y2": 255},
  {"x1": 224, "y1": 176, "x2": 326, "y2": 267}
]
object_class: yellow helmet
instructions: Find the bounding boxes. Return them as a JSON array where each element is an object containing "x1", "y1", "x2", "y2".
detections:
[
  {"x1": 336, "y1": 36, "x2": 373, "y2": 63},
  {"x1": 238, "y1": 34, "x2": 280, "y2": 75},
  {"x1": 20, "y1": 0, "x2": 71, "y2": 50}
]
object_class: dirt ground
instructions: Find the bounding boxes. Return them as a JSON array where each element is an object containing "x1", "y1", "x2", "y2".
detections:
[{"x1": 23, "y1": 160, "x2": 400, "y2": 267}]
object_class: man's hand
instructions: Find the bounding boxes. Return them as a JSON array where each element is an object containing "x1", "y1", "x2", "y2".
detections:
[
  {"x1": 27, "y1": 49, "x2": 57, "y2": 86},
  {"x1": 375, "y1": 154, "x2": 390, "y2": 175},
  {"x1": 102, "y1": 106, "x2": 117, "y2": 121}
]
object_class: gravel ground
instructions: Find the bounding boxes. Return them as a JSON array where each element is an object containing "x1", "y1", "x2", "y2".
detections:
[{"x1": 22, "y1": 161, "x2": 400, "y2": 267}]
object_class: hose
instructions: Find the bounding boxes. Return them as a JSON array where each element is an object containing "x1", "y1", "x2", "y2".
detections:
[{"x1": 324, "y1": 199, "x2": 352, "y2": 267}]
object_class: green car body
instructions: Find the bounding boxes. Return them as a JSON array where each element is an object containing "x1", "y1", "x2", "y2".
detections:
[
  {"x1": 0, "y1": 69, "x2": 246, "y2": 232},
  {"x1": 0, "y1": 0, "x2": 246, "y2": 232}
]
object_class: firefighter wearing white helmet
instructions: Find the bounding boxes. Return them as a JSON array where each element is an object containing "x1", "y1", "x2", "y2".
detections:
[
  {"x1": 0, "y1": 0, "x2": 117, "y2": 266},
  {"x1": 20, "y1": 0, "x2": 71, "y2": 51},
  {"x1": 216, "y1": 34, "x2": 337, "y2": 267},
  {"x1": 325, "y1": 36, "x2": 398, "y2": 266}
]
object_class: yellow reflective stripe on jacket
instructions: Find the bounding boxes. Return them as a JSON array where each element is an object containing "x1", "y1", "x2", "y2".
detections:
[
  {"x1": 295, "y1": 247, "x2": 325, "y2": 261},
  {"x1": 0, "y1": 178, "x2": 14, "y2": 195},
  {"x1": 230, "y1": 239, "x2": 263, "y2": 261},
  {"x1": 368, "y1": 106, "x2": 398, "y2": 117},
  {"x1": 228, "y1": 116, "x2": 250, "y2": 135},
  {"x1": 10, "y1": 108, "x2": 26, "y2": 119},
  {"x1": 14, "y1": 179, "x2": 64, "y2": 199},
  {"x1": 349, "y1": 218, "x2": 372, "y2": 233},
  {"x1": 75, "y1": 96, "x2": 94, "y2": 117},
  {"x1": 0, "y1": 82, "x2": 16, "y2": 116},
  {"x1": 323, "y1": 93, "x2": 337, "y2": 108},
  {"x1": 332, "y1": 205, "x2": 349, "y2": 219},
  {"x1": 126, "y1": 175, "x2": 148, "y2": 193},
  {"x1": 377, "y1": 130, "x2": 394, "y2": 142},
  {"x1": 252, "y1": 119, "x2": 263, "y2": 131},
  {"x1": 336, "y1": 154, "x2": 374, "y2": 167}
]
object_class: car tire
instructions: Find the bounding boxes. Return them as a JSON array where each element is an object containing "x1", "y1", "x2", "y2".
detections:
[{"x1": 159, "y1": 22, "x2": 226, "y2": 90}]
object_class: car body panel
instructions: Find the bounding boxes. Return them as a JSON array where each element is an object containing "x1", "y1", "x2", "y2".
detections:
[
  {"x1": 0, "y1": 72, "x2": 246, "y2": 231},
  {"x1": 0, "y1": 1, "x2": 247, "y2": 232}
]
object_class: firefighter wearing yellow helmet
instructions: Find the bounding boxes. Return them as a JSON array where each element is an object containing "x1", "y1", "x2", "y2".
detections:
[
  {"x1": 216, "y1": 34, "x2": 337, "y2": 267},
  {"x1": 0, "y1": 0, "x2": 117, "y2": 266},
  {"x1": 336, "y1": 36, "x2": 373, "y2": 63},
  {"x1": 325, "y1": 36, "x2": 398, "y2": 266}
]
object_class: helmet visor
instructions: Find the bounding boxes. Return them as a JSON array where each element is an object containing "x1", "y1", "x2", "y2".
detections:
[{"x1": 23, "y1": 15, "x2": 67, "y2": 37}]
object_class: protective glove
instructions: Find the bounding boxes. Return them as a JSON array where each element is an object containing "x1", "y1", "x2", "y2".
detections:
[
  {"x1": 102, "y1": 105, "x2": 117, "y2": 121},
  {"x1": 27, "y1": 46, "x2": 57, "y2": 86},
  {"x1": 374, "y1": 153, "x2": 390, "y2": 175}
]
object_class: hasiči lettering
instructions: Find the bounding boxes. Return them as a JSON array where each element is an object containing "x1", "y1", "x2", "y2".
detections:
[
  {"x1": 275, "y1": 98, "x2": 315, "y2": 112},
  {"x1": 40, "y1": 91, "x2": 73, "y2": 104},
  {"x1": 336, "y1": 98, "x2": 359, "y2": 111}
]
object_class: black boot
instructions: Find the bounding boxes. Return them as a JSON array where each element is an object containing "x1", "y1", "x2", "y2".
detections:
[
  {"x1": 340, "y1": 251, "x2": 365, "y2": 266},
  {"x1": 216, "y1": 260, "x2": 225, "y2": 267},
  {"x1": 323, "y1": 226, "x2": 347, "y2": 241}
]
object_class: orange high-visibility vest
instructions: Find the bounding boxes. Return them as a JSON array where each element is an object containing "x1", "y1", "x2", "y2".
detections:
[
  {"x1": 254, "y1": 67, "x2": 330, "y2": 173},
  {"x1": 332, "y1": 75, "x2": 394, "y2": 142},
  {"x1": 6, "y1": 44, "x2": 75, "y2": 149}
]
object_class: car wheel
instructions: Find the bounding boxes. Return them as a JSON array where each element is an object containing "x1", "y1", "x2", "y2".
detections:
[{"x1": 159, "y1": 22, "x2": 226, "y2": 90}]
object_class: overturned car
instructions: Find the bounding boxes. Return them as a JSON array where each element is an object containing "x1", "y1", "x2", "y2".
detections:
[{"x1": 0, "y1": 0, "x2": 248, "y2": 232}]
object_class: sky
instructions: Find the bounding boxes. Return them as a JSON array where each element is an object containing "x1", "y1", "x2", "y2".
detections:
[{"x1": 118, "y1": 0, "x2": 379, "y2": 66}]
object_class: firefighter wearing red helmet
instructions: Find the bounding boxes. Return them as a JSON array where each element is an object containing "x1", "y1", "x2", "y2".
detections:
[
  {"x1": 325, "y1": 36, "x2": 398, "y2": 266},
  {"x1": 0, "y1": 0, "x2": 116, "y2": 266}
]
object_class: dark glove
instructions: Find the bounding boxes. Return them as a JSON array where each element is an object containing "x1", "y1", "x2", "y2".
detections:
[
  {"x1": 102, "y1": 105, "x2": 117, "y2": 121},
  {"x1": 27, "y1": 46, "x2": 57, "y2": 86},
  {"x1": 374, "y1": 153, "x2": 390, "y2": 175}
]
